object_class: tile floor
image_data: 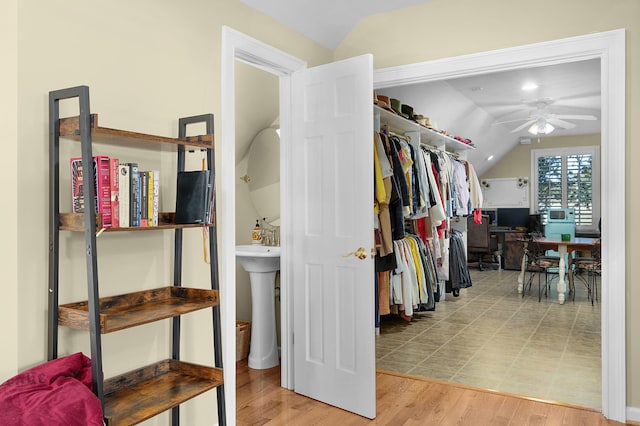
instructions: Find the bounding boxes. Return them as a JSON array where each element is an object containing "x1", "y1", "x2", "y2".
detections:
[{"x1": 376, "y1": 268, "x2": 602, "y2": 409}]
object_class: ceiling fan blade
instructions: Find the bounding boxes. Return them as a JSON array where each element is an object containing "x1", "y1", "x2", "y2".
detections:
[
  {"x1": 511, "y1": 120, "x2": 536, "y2": 133},
  {"x1": 552, "y1": 114, "x2": 598, "y2": 121},
  {"x1": 546, "y1": 118, "x2": 577, "y2": 129},
  {"x1": 492, "y1": 117, "x2": 531, "y2": 126}
]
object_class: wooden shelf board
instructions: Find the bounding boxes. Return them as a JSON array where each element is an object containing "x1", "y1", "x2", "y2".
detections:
[
  {"x1": 103, "y1": 359, "x2": 223, "y2": 426},
  {"x1": 58, "y1": 212, "x2": 215, "y2": 232},
  {"x1": 59, "y1": 287, "x2": 219, "y2": 333},
  {"x1": 59, "y1": 114, "x2": 214, "y2": 149}
]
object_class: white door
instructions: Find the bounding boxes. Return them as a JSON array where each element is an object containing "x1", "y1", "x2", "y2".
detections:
[{"x1": 291, "y1": 54, "x2": 375, "y2": 418}]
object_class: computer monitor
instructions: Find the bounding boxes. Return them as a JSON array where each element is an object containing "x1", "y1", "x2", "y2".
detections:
[
  {"x1": 484, "y1": 209, "x2": 497, "y2": 226},
  {"x1": 497, "y1": 208, "x2": 530, "y2": 229}
]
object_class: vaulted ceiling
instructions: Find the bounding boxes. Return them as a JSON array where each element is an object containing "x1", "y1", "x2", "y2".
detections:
[{"x1": 239, "y1": 1, "x2": 602, "y2": 175}]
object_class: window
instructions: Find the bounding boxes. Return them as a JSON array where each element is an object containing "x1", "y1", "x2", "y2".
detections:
[{"x1": 531, "y1": 146, "x2": 600, "y2": 232}]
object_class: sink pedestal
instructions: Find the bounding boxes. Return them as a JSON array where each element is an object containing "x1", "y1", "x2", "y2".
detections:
[
  {"x1": 248, "y1": 271, "x2": 279, "y2": 369},
  {"x1": 235, "y1": 245, "x2": 281, "y2": 370}
]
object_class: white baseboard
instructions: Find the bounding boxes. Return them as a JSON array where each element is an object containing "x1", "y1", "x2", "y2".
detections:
[{"x1": 627, "y1": 405, "x2": 640, "y2": 422}]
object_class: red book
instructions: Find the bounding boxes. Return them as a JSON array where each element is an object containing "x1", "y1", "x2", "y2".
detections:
[
  {"x1": 109, "y1": 158, "x2": 120, "y2": 228},
  {"x1": 70, "y1": 156, "x2": 112, "y2": 228}
]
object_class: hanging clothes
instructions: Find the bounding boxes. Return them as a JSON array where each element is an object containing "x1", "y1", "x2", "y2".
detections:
[
  {"x1": 374, "y1": 126, "x2": 483, "y2": 324},
  {"x1": 446, "y1": 229, "x2": 473, "y2": 295}
]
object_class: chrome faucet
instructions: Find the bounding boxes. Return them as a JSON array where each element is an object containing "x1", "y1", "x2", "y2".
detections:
[{"x1": 260, "y1": 218, "x2": 280, "y2": 246}]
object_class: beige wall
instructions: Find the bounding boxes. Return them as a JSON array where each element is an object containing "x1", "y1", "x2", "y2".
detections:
[
  {"x1": 482, "y1": 133, "x2": 602, "y2": 180},
  {"x1": 1, "y1": 0, "x2": 19, "y2": 383},
  {"x1": 11, "y1": 0, "x2": 331, "y2": 424},
  {"x1": 337, "y1": 0, "x2": 639, "y2": 410}
]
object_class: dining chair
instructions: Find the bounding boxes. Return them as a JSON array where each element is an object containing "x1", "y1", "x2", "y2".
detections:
[
  {"x1": 571, "y1": 239, "x2": 601, "y2": 305},
  {"x1": 523, "y1": 236, "x2": 561, "y2": 302}
]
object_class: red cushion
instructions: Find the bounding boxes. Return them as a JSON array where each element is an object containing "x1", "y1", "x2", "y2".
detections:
[{"x1": 0, "y1": 352, "x2": 103, "y2": 425}]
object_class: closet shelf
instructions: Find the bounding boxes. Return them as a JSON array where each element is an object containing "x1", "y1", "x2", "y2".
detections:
[
  {"x1": 58, "y1": 287, "x2": 219, "y2": 333},
  {"x1": 58, "y1": 114, "x2": 214, "y2": 149},
  {"x1": 374, "y1": 105, "x2": 474, "y2": 151},
  {"x1": 58, "y1": 212, "x2": 215, "y2": 232},
  {"x1": 102, "y1": 359, "x2": 223, "y2": 426}
]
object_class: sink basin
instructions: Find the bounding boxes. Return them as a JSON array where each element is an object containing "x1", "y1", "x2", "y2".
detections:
[
  {"x1": 236, "y1": 244, "x2": 281, "y2": 369},
  {"x1": 236, "y1": 244, "x2": 281, "y2": 273}
]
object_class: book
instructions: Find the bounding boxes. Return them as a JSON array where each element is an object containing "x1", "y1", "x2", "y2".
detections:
[
  {"x1": 94, "y1": 156, "x2": 112, "y2": 228},
  {"x1": 118, "y1": 164, "x2": 130, "y2": 228},
  {"x1": 109, "y1": 158, "x2": 120, "y2": 228},
  {"x1": 140, "y1": 171, "x2": 148, "y2": 227},
  {"x1": 70, "y1": 158, "x2": 85, "y2": 214},
  {"x1": 70, "y1": 156, "x2": 112, "y2": 228},
  {"x1": 129, "y1": 163, "x2": 140, "y2": 227},
  {"x1": 175, "y1": 170, "x2": 212, "y2": 224},
  {"x1": 149, "y1": 170, "x2": 158, "y2": 226}
]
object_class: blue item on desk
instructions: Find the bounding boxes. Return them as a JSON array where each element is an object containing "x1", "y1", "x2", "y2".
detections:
[{"x1": 544, "y1": 208, "x2": 576, "y2": 273}]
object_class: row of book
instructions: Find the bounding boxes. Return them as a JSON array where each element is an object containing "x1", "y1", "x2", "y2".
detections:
[{"x1": 70, "y1": 156, "x2": 159, "y2": 229}]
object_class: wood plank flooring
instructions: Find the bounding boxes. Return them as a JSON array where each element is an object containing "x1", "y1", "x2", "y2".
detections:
[{"x1": 236, "y1": 361, "x2": 629, "y2": 425}]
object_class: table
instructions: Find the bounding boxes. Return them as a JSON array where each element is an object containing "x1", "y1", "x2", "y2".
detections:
[{"x1": 517, "y1": 237, "x2": 599, "y2": 304}]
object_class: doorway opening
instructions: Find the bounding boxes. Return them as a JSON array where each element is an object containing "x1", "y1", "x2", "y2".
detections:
[
  {"x1": 220, "y1": 26, "x2": 306, "y2": 422},
  {"x1": 374, "y1": 59, "x2": 602, "y2": 408}
]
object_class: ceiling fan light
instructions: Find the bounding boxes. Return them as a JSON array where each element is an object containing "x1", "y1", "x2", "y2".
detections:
[{"x1": 528, "y1": 119, "x2": 555, "y2": 135}]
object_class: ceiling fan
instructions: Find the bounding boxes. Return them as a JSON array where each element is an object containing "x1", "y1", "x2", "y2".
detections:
[{"x1": 492, "y1": 99, "x2": 598, "y2": 135}]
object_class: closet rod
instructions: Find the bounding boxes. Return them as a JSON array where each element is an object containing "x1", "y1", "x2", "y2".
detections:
[{"x1": 420, "y1": 143, "x2": 460, "y2": 159}]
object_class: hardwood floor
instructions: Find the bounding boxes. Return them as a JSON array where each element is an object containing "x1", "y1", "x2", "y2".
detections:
[{"x1": 236, "y1": 360, "x2": 629, "y2": 425}]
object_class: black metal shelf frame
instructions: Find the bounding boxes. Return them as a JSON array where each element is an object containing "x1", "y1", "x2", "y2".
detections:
[{"x1": 47, "y1": 85, "x2": 225, "y2": 425}]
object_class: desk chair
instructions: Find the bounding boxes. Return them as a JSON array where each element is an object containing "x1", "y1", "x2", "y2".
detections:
[
  {"x1": 571, "y1": 239, "x2": 601, "y2": 305},
  {"x1": 467, "y1": 215, "x2": 500, "y2": 271},
  {"x1": 523, "y1": 236, "x2": 561, "y2": 302}
]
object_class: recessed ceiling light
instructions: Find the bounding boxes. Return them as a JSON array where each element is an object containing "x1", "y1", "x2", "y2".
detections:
[
  {"x1": 521, "y1": 82, "x2": 539, "y2": 91},
  {"x1": 487, "y1": 155, "x2": 494, "y2": 161}
]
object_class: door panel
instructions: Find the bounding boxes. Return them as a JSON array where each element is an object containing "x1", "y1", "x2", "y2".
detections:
[{"x1": 291, "y1": 54, "x2": 375, "y2": 419}]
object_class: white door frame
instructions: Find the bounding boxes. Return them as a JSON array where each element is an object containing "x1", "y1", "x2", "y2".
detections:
[
  {"x1": 221, "y1": 26, "x2": 306, "y2": 423},
  {"x1": 374, "y1": 29, "x2": 626, "y2": 422},
  {"x1": 222, "y1": 27, "x2": 626, "y2": 423}
]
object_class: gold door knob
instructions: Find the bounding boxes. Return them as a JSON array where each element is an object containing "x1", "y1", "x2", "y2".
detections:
[{"x1": 343, "y1": 247, "x2": 368, "y2": 260}]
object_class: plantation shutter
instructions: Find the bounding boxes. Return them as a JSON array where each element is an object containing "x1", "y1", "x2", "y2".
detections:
[
  {"x1": 566, "y1": 154, "x2": 593, "y2": 226},
  {"x1": 537, "y1": 155, "x2": 563, "y2": 222},
  {"x1": 532, "y1": 147, "x2": 599, "y2": 232}
]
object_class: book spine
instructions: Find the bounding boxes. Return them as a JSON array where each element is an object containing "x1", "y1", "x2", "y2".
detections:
[
  {"x1": 118, "y1": 164, "x2": 130, "y2": 228},
  {"x1": 95, "y1": 156, "x2": 112, "y2": 228},
  {"x1": 147, "y1": 170, "x2": 154, "y2": 226},
  {"x1": 130, "y1": 163, "x2": 140, "y2": 227},
  {"x1": 152, "y1": 170, "x2": 159, "y2": 226},
  {"x1": 140, "y1": 171, "x2": 148, "y2": 227},
  {"x1": 110, "y1": 158, "x2": 120, "y2": 228},
  {"x1": 70, "y1": 158, "x2": 84, "y2": 213}
]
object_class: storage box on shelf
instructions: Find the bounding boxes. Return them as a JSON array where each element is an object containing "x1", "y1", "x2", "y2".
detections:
[{"x1": 48, "y1": 85, "x2": 225, "y2": 425}]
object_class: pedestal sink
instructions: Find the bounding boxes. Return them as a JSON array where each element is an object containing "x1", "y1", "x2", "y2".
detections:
[{"x1": 236, "y1": 245, "x2": 281, "y2": 369}]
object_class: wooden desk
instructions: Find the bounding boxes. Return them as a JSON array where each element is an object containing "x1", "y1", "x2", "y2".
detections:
[
  {"x1": 490, "y1": 229, "x2": 527, "y2": 270},
  {"x1": 517, "y1": 237, "x2": 599, "y2": 304}
]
